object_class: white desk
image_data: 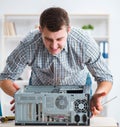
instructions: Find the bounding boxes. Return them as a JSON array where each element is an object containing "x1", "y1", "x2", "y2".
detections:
[{"x1": 0, "y1": 117, "x2": 118, "y2": 127}]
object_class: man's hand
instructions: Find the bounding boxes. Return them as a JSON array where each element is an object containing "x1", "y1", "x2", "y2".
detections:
[
  {"x1": 0, "y1": 79, "x2": 19, "y2": 97},
  {"x1": 10, "y1": 83, "x2": 20, "y2": 113},
  {"x1": 90, "y1": 92, "x2": 106, "y2": 116},
  {"x1": 12, "y1": 82, "x2": 20, "y2": 91},
  {"x1": 10, "y1": 99, "x2": 15, "y2": 113}
]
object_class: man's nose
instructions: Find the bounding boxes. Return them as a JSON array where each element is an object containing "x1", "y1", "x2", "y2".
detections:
[{"x1": 51, "y1": 41, "x2": 58, "y2": 49}]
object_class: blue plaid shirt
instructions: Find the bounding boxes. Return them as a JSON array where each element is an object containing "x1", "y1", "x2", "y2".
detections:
[{"x1": 0, "y1": 27, "x2": 113, "y2": 85}]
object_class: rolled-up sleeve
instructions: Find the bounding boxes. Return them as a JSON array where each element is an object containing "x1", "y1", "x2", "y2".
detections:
[
  {"x1": 84, "y1": 36, "x2": 113, "y2": 84},
  {"x1": 0, "y1": 42, "x2": 28, "y2": 81}
]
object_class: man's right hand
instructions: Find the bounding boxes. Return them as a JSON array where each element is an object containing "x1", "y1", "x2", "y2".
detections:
[
  {"x1": 10, "y1": 82, "x2": 20, "y2": 113},
  {"x1": 13, "y1": 82, "x2": 20, "y2": 92},
  {"x1": 0, "y1": 79, "x2": 20, "y2": 97}
]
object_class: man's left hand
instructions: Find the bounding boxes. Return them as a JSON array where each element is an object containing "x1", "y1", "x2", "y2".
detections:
[{"x1": 90, "y1": 92, "x2": 106, "y2": 116}]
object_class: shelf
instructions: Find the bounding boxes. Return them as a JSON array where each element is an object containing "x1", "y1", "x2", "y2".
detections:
[
  {"x1": 3, "y1": 35, "x2": 24, "y2": 38},
  {"x1": 94, "y1": 36, "x2": 109, "y2": 40},
  {"x1": 4, "y1": 14, "x2": 39, "y2": 36}
]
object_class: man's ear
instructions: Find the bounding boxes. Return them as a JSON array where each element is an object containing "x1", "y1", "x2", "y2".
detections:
[
  {"x1": 39, "y1": 26, "x2": 42, "y2": 32},
  {"x1": 67, "y1": 26, "x2": 71, "y2": 33}
]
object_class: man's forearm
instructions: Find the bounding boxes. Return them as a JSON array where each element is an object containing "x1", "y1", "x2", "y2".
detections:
[
  {"x1": 0, "y1": 79, "x2": 18, "y2": 97},
  {"x1": 95, "y1": 81, "x2": 112, "y2": 95}
]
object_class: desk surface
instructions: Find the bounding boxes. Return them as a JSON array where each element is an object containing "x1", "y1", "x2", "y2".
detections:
[{"x1": 0, "y1": 117, "x2": 118, "y2": 127}]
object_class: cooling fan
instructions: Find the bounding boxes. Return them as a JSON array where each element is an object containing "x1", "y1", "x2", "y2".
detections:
[
  {"x1": 74, "y1": 99, "x2": 89, "y2": 113},
  {"x1": 55, "y1": 95, "x2": 68, "y2": 109}
]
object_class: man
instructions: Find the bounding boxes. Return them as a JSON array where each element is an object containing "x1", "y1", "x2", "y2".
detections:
[{"x1": 0, "y1": 7, "x2": 113, "y2": 116}]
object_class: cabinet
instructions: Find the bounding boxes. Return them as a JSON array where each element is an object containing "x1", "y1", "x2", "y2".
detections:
[{"x1": 0, "y1": 14, "x2": 110, "y2": 116}]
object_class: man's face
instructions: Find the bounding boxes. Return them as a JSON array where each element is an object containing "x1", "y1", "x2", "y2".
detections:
[{"x1": 40, "y1": 26, "x2": 70, "y2": 55}]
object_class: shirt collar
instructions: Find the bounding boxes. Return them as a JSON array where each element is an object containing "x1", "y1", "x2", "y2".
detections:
[{"x1": 63, "y1": 40, "x2": 68, "y2": 53}]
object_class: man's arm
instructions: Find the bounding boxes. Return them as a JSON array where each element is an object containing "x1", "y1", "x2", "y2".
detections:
[
  {"x1": 95, "y1": 81, "x2": 112, "y2": 94},
  {"x1": 90, "y1": 81, "x2": 112, "y2": 116},
  {"x1": 0, "y1": 79, "x2": 19, "y2": 97}
]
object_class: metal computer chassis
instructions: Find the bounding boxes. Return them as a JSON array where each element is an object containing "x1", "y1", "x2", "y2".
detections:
[{"x1": 15, "y1": 85, "x2": 90, "y2": 126}]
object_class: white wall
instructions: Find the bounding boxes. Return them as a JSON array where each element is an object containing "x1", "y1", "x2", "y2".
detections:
[{"x1": 0, "y1": 0, "x2": 120, "y2": 124}]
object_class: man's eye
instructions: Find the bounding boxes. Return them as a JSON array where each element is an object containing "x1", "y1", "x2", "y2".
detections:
[
  {"x1": 45, "y1": 38, "x2": 52, "y2": 42},
  {"x1": 57, "y1": 38, "x2": 62, "y2": 41}
]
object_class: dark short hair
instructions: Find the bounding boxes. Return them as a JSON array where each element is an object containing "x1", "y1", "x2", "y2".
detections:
[{"x1": 40, "y1": 7, "x2": 70, "y2": 32}]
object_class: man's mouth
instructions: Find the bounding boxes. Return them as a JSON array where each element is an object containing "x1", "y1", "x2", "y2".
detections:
[{"x1": 50, "y1": 47, "x2": 60, "y2": 55}]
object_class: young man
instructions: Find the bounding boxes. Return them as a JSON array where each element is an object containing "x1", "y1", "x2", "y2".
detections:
[{"x1": 0, "y1": 7, "x2": 113, "y2": 116}]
